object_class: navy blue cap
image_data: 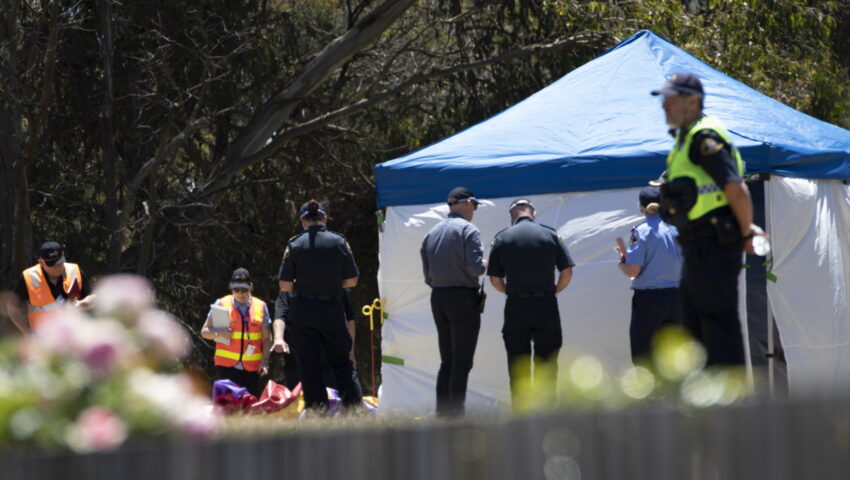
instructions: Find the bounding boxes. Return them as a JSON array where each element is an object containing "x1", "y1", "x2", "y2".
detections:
[
  {"x1": 447, "y1": 187, "x2": 479, "y2": 205},
  {"x1": 38, "y1": 241, "x2": 66, "y2": 267},
  {"x1": 509, "y1": 199, "x2": 535, "y2": 211},
  {"x1": 230, "y1": 267, "x2": 252, "y2": 289},
  {"x1": 299, "y1": 200, "x2": 327, "y2": 219},
  {"x1": 639, "y1": 186, "x2": 662, "y2": 207},
  {"x1": 651, "y1": 73, "x2": 704, "y2": 97}
]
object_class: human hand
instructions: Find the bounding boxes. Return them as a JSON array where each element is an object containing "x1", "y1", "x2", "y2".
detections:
[
  {"x1": 744, "y1": 224, "x2": 769, "y2": 255},
  {"x1": 272, "y1": 338, "x2": 289, "y2": 354},
  {"x1": 615, "y1": 237, "x2": 627, "y2": 262},
  {"x1": 73, "y1": 297, "x2": 94, "y2": 310},
  {"x1": 214, "y1": 327, "x2": 233, "y2": 342}
]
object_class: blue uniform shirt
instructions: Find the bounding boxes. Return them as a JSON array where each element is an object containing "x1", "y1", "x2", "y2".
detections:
[{"x1": 625, "y1": 214, "x2": 682, "y2": 290}]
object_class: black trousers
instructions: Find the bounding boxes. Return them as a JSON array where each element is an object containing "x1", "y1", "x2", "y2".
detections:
[
  {"x1": 502, "y1": 295, "x2": 562, "y2": 405},
  {"x1": 217, "y1": 366, "x2": 260, "y2": 398},
  {"x1": 630, "y1": 288, "x2": 682, "y2": 364},
  {"x1": 430, "y1": 287, "x2": 481, "y2": 417},
  {"x1": 289, "y1": 296, "x2": 363, "y2": 410},
  {"x1": 680, "y1": 235, "x2": 746, "y2": 366}
]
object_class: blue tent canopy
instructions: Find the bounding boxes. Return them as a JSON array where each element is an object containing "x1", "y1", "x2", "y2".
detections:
[{"x1": 375, "y1": 30, "x2": 850, "y2": 207}]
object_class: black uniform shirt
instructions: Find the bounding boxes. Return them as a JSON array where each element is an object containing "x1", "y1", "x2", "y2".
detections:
[
  {"x1": 278, "y1": 225, "x2": 359, "y2": 298},
  {"x1": 487, "y1": 217, "x2": 575, "y2": 294},
  {"x1": 14, "y1": 266, "x2": 92, "y2": 305}
]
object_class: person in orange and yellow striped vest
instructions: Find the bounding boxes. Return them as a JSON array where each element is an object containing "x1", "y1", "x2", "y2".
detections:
[
  {"x1": 201, "y1": 267, "x2": 271, "y2": 397},
  {"x1": 7, "y1": 241, "x2": 96, "y2": 333}
]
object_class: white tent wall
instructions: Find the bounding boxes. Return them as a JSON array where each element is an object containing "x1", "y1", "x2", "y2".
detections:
[
  {"x1": 378, "y1": 188, "x2": 749, "y2": 414},
  {"x1": 767, "y1": 177, "x2": 850, "y2": 394}
]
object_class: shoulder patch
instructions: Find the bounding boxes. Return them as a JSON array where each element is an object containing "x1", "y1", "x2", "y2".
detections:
[
  {"x1": 345, "y1": 240, "x2": 353, "y2": 253},
  {"x1": 629, "y1": 226, "x2": 638, "y2": 246},
  {"x1": 700, "y1": 136, "x2": 724, "y2": 156},
  {"x1": 283, "y1": 245, "x2": 291, "y2": 258}
]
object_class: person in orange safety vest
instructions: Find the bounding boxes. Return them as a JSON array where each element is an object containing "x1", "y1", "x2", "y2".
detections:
[
  {"x1": 201, "y1": 267, "x2": 271, "y2": 397},
  {"x1": 7, "y1": 241, "x2": 96, "y2": 333}
]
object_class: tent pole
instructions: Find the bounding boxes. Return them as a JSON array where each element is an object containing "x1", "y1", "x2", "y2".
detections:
[
  {"x1": 764, "y1": 176, "x2": 775, "y2": 398},
  {"x1": 767, "y1": 304, "x2": 774, "y2": 398}
]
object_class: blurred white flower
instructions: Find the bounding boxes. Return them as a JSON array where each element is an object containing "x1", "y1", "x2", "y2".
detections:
[
  {"x1": 93, "y1": 275, "x2": 155, "y2": 323},
  {"x1": 137, "y1": 310, "x2": 191, "y2": 360}
]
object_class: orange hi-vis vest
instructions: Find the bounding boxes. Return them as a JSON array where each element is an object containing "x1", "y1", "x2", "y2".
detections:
[
  {"x1": 213, "y1": 295, "x2": 265, "y2": 372},
  {"x1": 22, "y1": 263, "x2": 83, "y2": 330}
]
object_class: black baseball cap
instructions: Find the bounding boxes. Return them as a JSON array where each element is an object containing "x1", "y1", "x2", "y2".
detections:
[
  {"x1": 509, "y1": 198, "x2": 535, "y2": 211},
  {"x1": 639, "y1": 186, "x2": 662, "y2": 207},
  {"x1": 447, "y1": 187, "x2": 480, "y2": 206},
  {"x1": 38, "y1": 241, "x2": 66, "y2": 267},
  {"x1": 651, "y1": 73, "x2": 704, "y2": 97},
  {"x1": 299, "y1": 201, "x2": 327, "y2": 219},
  {"x1": 229, "y1": 267, "x2": 252, "y2": 290}
]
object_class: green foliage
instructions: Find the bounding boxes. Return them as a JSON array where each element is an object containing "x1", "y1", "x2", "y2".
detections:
[{"x1": 2, "y1": 0, "x2": 848, "y2": 392}]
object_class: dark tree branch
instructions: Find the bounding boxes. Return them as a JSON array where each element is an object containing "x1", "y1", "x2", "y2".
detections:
[{"x1": 199, "y1": 0, "x2": 417, "y2": 197}]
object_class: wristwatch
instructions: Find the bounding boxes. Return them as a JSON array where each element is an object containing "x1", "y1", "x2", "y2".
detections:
[{"x1": 744, "y1": 230, "x2": 756, "y2": 240}]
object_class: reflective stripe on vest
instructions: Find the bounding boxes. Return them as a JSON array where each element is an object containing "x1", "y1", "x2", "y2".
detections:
[
  {"x1": 22, "y1": 263, "x2": 83, "y2": 330},
  {"x1": 212, "y1": 295, "x2": 265, "y2": 371},
  {"x1": 666, "y1": 116, "x2": 744, "y2": 221}
]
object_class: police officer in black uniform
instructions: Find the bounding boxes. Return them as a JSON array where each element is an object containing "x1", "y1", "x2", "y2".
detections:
[
  {"x1": 651, "y1": 73, "x2": 764, "y2": 366},
  {"x1": 487, "y1": 199, "x2": 575, "y2": 406},
  {"x1": 278, "y1": 199, "x2": 363, "y2": 411}
]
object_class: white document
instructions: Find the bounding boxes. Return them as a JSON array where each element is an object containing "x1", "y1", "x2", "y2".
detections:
[{"x1": 209, "y1": 304, "x2": 231, "y2": 345}]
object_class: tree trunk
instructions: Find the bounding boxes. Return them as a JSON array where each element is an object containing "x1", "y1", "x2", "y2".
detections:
[
  {"x1": 99, "y1": 0, "x2": 121, "y2": 272},
  {"x1": 0, "y1": 1, "x2": 20, "y2": 281}
]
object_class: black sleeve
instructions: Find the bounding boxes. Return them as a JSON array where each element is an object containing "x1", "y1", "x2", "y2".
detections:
[
  {"x1": 79, "y1": 269, "x2": 92, "y2": 297},
  {"x1": 278, "y1": 244, "x2": 295, "y2": 282},
  {"x1": 486, "y1": 238, "x2": 504, "y2": 277},
  {"x1": 342, "y1": 290, "x2": 354, "y2": 321},
  {"x1": 554, "y1": 233, "x2": 575, "y2": 270},
  {"x1": 341, "y1": 239, "x2": 359, "y2": 279},
  {"x1": 274, "y1": 291, "x2": 291, "y2": 321},
  {"x1": 14, "y1": 275, "x2": 29, "y2": 304},
  {"x1": 689, "y1": 129, "x2": 742, "y2": 187}
]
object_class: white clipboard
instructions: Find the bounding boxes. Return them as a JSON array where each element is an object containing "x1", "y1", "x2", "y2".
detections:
[{"x1": 209, "y1": 304, "x2": 231, "y2": 345}]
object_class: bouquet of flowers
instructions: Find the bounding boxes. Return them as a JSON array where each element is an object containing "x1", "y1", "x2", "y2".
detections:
[{"x1": 0, "y1": 275, "x2": 219, "y2": 452}]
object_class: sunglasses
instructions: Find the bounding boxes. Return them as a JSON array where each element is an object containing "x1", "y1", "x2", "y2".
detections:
[
  {"x1": 453, "y1": 198, "x2": 479, "y2": 210},
  {"x1": 231, "y1": 288, "x2": 250, "y2": 293}
]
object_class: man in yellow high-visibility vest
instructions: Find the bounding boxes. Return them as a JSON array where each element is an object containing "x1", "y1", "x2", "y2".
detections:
[{"x1": 651, "y1": 73, "x2": 764, "y2": 366}]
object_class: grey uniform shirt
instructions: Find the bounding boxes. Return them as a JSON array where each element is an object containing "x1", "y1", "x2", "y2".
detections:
[{"x1": 420, "y1": 212, "x2": 486, "y2": 288}]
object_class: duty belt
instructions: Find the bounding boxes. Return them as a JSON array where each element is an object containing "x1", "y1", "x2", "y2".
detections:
[
  {"x1": 296, "y1": 293, "x2": 338, "y2": 301},
  {"x1": 507, "y1": 292, "x2": 554, "y2": 298}
]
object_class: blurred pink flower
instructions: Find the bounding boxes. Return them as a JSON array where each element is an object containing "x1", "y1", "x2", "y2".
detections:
[
  {"x1": 93, "y1": 275, "x2": 155, "y2": 323},
  {"x1": 66, "y1": 406, "x2": 128, "y2": 452},
  {"x1": 82, "y1": 342, "x2": 119, "y2": 374},
  {"x1": 137, "y1": 310, "x2": 190, "y2": 360},
  {"x1": 78, "y1": 319, "x2": 137, "y2": 376},
  {"x1": 33, "y1": 307, "x2": 88, "y2": 355}
]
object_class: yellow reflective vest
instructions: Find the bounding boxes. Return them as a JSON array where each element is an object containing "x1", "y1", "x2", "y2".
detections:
[{"x1": 666, "y1": 116, "x2": 744, "y2": 221}]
